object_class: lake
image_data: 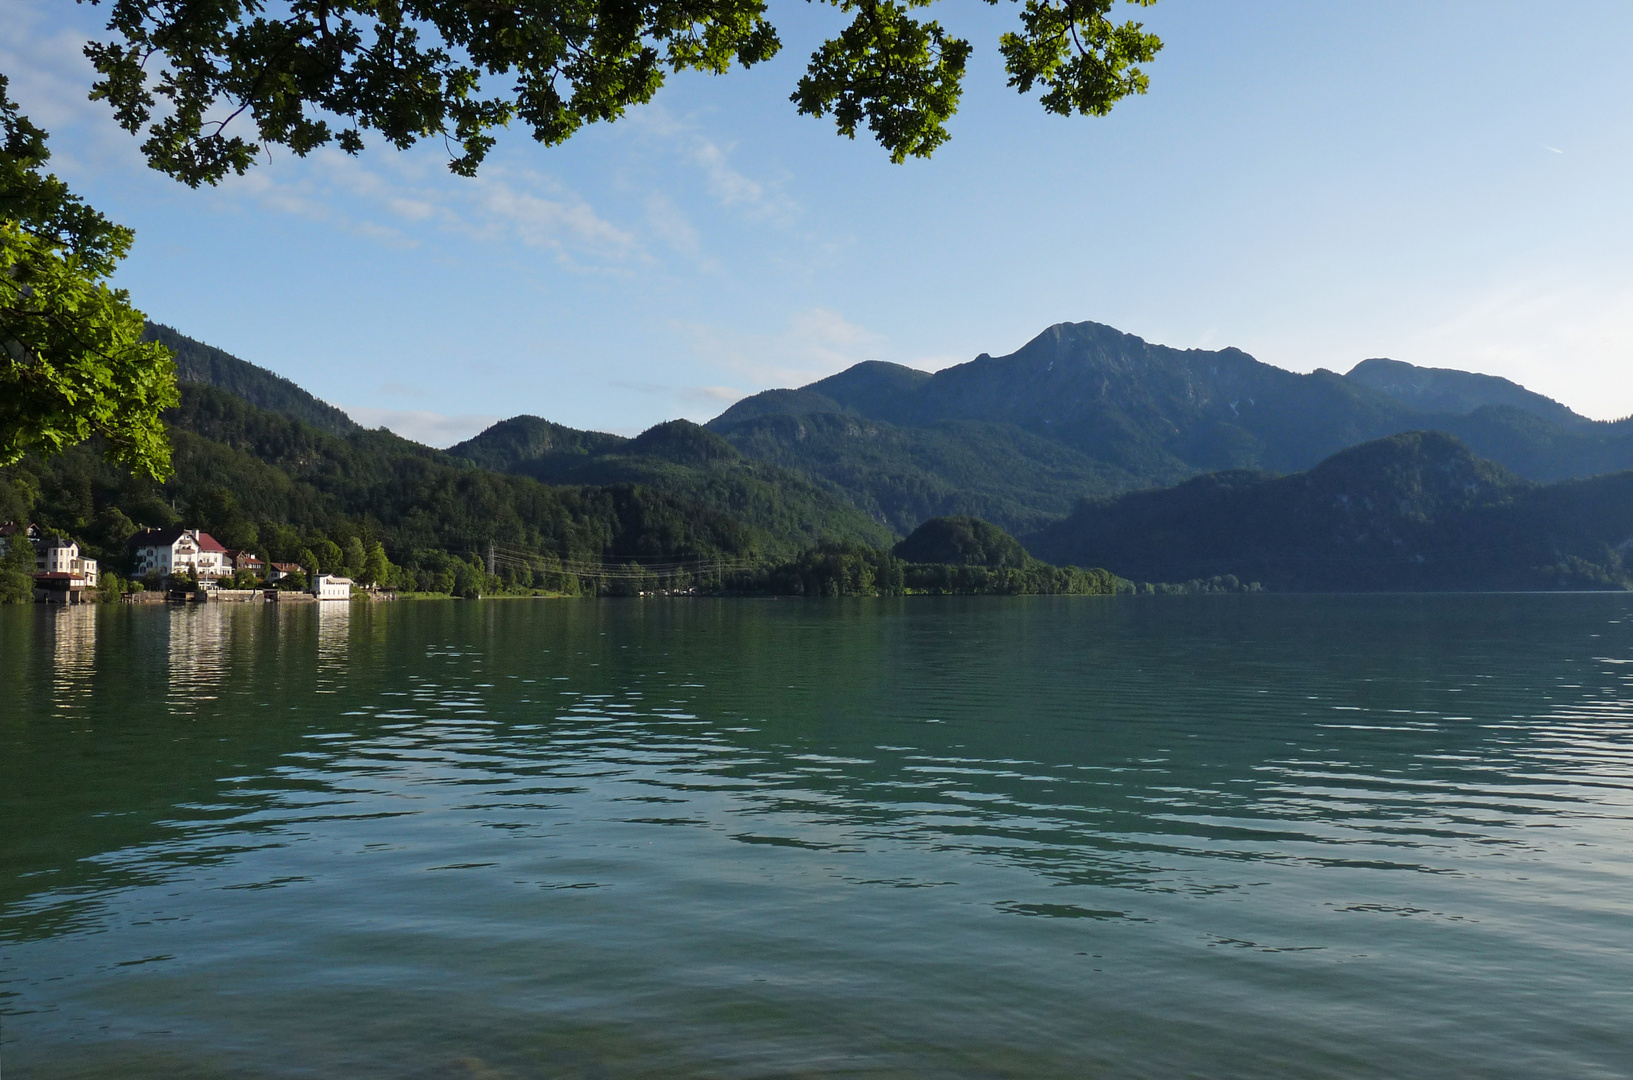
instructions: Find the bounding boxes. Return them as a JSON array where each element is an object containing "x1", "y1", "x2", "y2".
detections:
[{"x1": 3, "y1": 595, "x2": 1632, "y2": 1078}]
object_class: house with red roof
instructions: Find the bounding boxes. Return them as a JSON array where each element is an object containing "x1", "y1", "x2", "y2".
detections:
[{"x1": 129, "y1": 528, "x2": 230, "y2": 584}]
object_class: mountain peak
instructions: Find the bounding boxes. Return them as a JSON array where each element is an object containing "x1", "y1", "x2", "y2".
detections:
[
  {"x1": 447, "y1": 415, "x2": 627, "y2": 471},
  {"x1": 1343, "y1": 358, "x2": 1583, "y2": 426}
]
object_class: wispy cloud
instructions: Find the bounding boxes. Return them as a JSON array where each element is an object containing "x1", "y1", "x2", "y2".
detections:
[
  {"x1": 679, "y1": 308, "x2": 889, "y2": 389},
  {"x1": 603, "y1": 381, "x2": 747, "y2": 426},
  {"x1": 345, "y1": 407, "x2": 501, "y2": 448},
  {"x1": 1404, "y1": 276, "x2": 1633, "y2": 421},
  {"x1": 628, "y1": 106, "x2": 800, "y2": 226},
  {"x1": 644, "y1": 192, "x2": 704, "y2": 258},
  {"x1": 218, "y1": 151, "x2": 643, "y2": 265}
]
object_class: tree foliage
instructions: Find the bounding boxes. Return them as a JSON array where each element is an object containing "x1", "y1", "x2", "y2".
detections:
[
  {"x1": 0, "y1": 76, "x2": 177, "y2": 478},
  {"x1": 0, "y1": 529, "x2": 35, "y2": 603},
  {"x1": 0, "y1": 381, "x2": 774, "y2": 600},
  {"x1": 893, "y1": 515, "x2": 1030, "y2": 568},
  {"x1": 727, "y1": 539, "x2": 1122, "y2": 596},
  {"x1": 82, "y1": 0, "x2": 1163, "y2": 184},
  {"x1": 1023, "y1": 431, "x2": 1633, "y2": 591}
]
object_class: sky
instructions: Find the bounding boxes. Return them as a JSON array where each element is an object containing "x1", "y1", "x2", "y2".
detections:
[{"x1": 4, "y1": 0, "x2": 1633, "y2": 444}]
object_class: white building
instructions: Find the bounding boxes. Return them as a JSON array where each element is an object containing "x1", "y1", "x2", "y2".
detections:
[
  {"x1": 312, "y1": 574, "x2": 353, "y2": 600},
  {"x1": 22, "y1": 535, "x2": 97, "y2": 601},
  {"x1": 129, "y1": 528, "x2": 229, "y2": 583},
  {"x1": 36, "y1": 536, "x2": 98, "y2": 587}
]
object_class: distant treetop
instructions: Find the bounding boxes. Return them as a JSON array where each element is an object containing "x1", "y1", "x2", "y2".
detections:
[{"x1": 894, "y1": 515, "x2": 1031, "y2": 568}]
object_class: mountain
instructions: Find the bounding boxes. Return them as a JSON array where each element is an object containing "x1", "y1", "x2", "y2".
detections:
[
  {"x1": 712, "y1": 412, "x2": 1147, "y2": 535},
  {"x1": 448, "y1": 417, "x2": 895, "y2": 550},
  {"x1": 893, "y1": 516, "x2": 1031, "y2": 569},
  {"x1": 143, "y1": 323, "x2": 360, "y2": 437},
  {"x1": 1, "y1": 385, "x2": 796, "y2": 595},
  {"x1": 441, "y1": 415, "x2": 626, "y2": 471},
  {"x1": 707, "y1": 321, "x2": 1633, "y2": 534},
  {"x1": 1344, "y1": 358, "x2": 1588, "y2": 427},
  {"x1": 1023, "y1": 431, "x2": 1633, "y2": 591}
]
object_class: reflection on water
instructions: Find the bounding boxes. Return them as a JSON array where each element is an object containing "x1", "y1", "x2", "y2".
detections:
[
  {"x1": 48, "y1": 605, "x2": 95, "y2": 713},
  {"x1": 165, "y1": 604, "x2": 231, "y2": 713},
  {"x1": 316, "y1": 601, "x2": 350, "y2": 693},
  {"x1": 3, "y1": 596, "x2": 1633, "y2": 1080}
]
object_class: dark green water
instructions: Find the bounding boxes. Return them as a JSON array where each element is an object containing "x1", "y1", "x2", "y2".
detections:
[{"x1": 3, "y1": 596, "x2": 1632, "y2": 1079}]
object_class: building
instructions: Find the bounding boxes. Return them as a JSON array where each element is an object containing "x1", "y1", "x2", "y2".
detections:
[
  {"x1": 36, "y1": 536, "x2": 98, "y2": 586},
  {"x1": 26, "y1": 534, "x2": 98, "y2": 603},
  {"x1": 225, "y1": 550, "x2": 265, "y2": 576},
  {"x1": 128, "y1": 528, "x2": 229, "y2": 583},
  {"x1": 312, "y1": 574, "x2": 353, "y2": 600},
  {"x1": 268, "y1": 562, "x2": 304, "y2": 582},
  {"x1": 1, "y1": 521, "x2": 41, "y2": 547}
]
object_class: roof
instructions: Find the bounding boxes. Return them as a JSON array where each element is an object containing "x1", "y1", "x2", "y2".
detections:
[
  {"x1": 128, "y1": 527, "x2": 227, "y2": 552},
  {"x1": 33, "y1": 572, "x2": 85, "y2": 581},
  {"x1": 129, "y1": 527, "x2": 189, "y2": 549},
  {"x1": 226, "y1": 549, "x2": 264, "y2": 562},
  {"x1": 317, "y1": 575, "x2": 354, "y2": 584},
  {"x1": 270, "y1": 562, "x2": 304, "y2": 572}
]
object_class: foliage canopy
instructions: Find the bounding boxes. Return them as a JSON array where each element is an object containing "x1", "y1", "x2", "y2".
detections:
[
  {"x1": 0, "y1": 76, "x2": 177, "y2": 479},
  {"x1": 83, "y1": 0, "x2": 1164, "y2": 184}
]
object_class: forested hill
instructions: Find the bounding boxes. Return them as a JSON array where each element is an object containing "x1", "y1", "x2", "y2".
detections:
[
  {"x1": 448, "y1": 417, "x2": 895, "y2": 549},
  {"x1": 0, "y1": 383, "x2": 788, "y2": 593},
  {"x1": 143, "y1": 323, "x2": 360, "y2": 437},
  {"x1": 705, "y1": 321, "x2": 1633, "y2": 534},
  {"x1": 1023, "y1": 432, "x2": 1633, "y2": 591}
]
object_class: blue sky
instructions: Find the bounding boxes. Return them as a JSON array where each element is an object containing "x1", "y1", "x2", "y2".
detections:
[{"x1": 5, "y1": 1, "x2": 1633, "y2": 443}]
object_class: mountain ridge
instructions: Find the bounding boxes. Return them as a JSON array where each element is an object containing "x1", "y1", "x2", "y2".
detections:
[
  {"x1": 1023, "y1": 430, "x2": 1633, "y2": 591},
  {"x1": 702, "y1": 321, "x2": 1633, "y2": 533},
  {"x1": 143, "y1": 323, "x2": 360, "y2": 437}
]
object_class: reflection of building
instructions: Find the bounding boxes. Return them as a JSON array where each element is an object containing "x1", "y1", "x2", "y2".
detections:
[
  {"x1": 313, "y1": 574, "x2": 353, "y2": 600},
  {"x1": 167, "y1": 605, "x2": 228, "y2": 710},
  {"x1": 50, "y1": 605, "x2": 97, "y2": 711},
  {"x1": 316, "y1": 599, "x2": 351, "y2": 688},
  {"x1": 32, "y1": 535, "x2": 99, "y2": 603},
  {"x1": 129, "y1": 528, "x2": 228, "y2": 584}
]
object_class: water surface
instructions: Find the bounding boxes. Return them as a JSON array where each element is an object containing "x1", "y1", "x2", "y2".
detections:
[{"x1": 3, "y1": 596, "x2": 1632, "y2": 1078}]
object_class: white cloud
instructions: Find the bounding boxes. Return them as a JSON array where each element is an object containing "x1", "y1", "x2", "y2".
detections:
[
  {"x1": 1400, "y1": 275, "x2": 1633, "y2": 421},
  {"x1": 627, "y1": 106, "x2": 799, "y2": 225},
  {"x1": 692, "y1": 385, "x2": 746, "y2": 403},
  {"x1": 344, "y1": 407, "x2": 501, "y2": 448},
  {"x1": 679, "y1": 308, "x2": 889, "y2": 389},
  {"x1": 693, "y1": 138, "x2": 798, "y2": 225},
  {"x1": 606, "y1": 381, "x2": 748, "y2": 424},
  {"x1": 645, "y1": 192, "x2": 703, "y2": 256},
  {"x1": 220, "y1": 151, "x2": 644, "y2": 264}
]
